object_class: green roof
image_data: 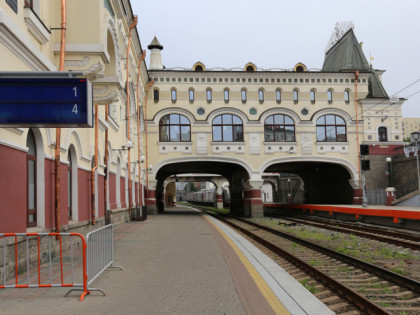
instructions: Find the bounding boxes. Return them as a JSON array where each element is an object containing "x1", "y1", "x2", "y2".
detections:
[
  {"x1": 322, "y1": 27, "x2": 388, "y2": 99},
  {"x1": 368, "y1": 71, "x2": 388, "y2": 98},
  {"x1": 322, "y1": 29, "x2": 370, "y2": 72}
]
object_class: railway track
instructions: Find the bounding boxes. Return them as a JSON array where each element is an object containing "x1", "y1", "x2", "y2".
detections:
[
  {"x1": 266, "y1": 213, "x2": 420, "y2": 251},
  {"x1": 200, "y1": 208, "x2": 420, "y2": 315}
]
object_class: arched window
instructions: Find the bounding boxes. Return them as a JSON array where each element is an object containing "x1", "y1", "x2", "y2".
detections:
[
  {"x1": 276, "y1": 89, "x2": 281, "y2": 103},
  {"x1": 67, "y1": 152, "x2": 72, "y2": 220},
  {"x1": 293, "y1": 89, "x2": 299, "y2": 103},
  {"x1": 327, "y1": 90, "x2": 333, "y2": 103},
  {"x1": 189, "y1": 89, "x2": 194, "y2": 102},
  {"x1": 27, "y1": 130, "x2": 37, "y2": 227},
  {"x1": 344, "y1": 90, "x2": 350, "y2": 103},
  {"x1": 153, "y1": 89, "x2": 159, "y2": 102},
  {"x1": 241, "y1": 89, "x2": 247, "y2": 103},
  {"x1": 212, "y1": 114, "x2": 243, "y2": 142},
  {"x1": 310, "y1": 90, "x2": 316, "y2": 103},
  {"x1": 206, "y1": 89, "x2": 212, "y2": 102},
  {"x1": 171, "y1": 89, "x2": 177, "y2": 102},
  {"x1": 316, "y1": 115, "x2": 347, "y2": 142},
  {"x1": 264, "y1": 114, "x2": 295, "y2": 142},
  {"x1": 159, "y1": 114, "x2": 191, "y2": 142},
  {"x1": 379, "y1": 127, "x2": 388, "y2": 142},
  {"x1": 258, "y1": 89, "x2": 264, "y2": 103},
  {"x1": 224, "y1": 89, "x2": 229, "y2": 103}
]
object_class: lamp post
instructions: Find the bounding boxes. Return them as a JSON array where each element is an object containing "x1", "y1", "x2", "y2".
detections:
[
  {"x1": 412, "y1": 132, "x2": 420, "y2": 194},
  {"x1": 385, "y1": 156, "x2": 395, "y2": 206},
  {"x1": 386, "y1": 157, "x2": 392, "y2": 187}
]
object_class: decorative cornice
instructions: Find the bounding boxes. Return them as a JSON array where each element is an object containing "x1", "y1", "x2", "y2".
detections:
[
  {"x1": 93, "y1": 91, "x2": 119, "y2": 105},
  {"x1": 83, "y1": 62, "x2": 105, "y2": 81},
  {"x1": 23, "y1": 7, "x2": 50, "y2": 44}
]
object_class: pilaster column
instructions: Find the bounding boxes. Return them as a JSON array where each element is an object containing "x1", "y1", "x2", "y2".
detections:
[
  {"x1": 146, "y1": 180, "x2": 157, "y2": 214},
  {"x1": 243, "y1": 178, "x2": 264, "y2": 218},
  {"x1": 348, "y1": 178, "x2": 362, "y2": 205},
  {"x1": 216, "y1": 188, "x2": 224, "y2": 209}
]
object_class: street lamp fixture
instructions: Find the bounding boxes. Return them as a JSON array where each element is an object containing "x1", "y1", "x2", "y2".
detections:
[
  {"x1": 386, "y1": 157, "x2": 392, "y2": 188},
  {"x1": 112, "y1": 139, "x2": 134, "y2": 152}
]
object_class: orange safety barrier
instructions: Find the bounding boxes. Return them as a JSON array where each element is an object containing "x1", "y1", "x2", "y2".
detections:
[
  {"x1": 264, "y1": 203, "x2": 420, "y2": 224},
  {"x1": 0, "y1": 233, "x2": 90, "y2": 301}
]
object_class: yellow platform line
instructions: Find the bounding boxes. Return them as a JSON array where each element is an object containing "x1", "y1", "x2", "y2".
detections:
[{"x1": 205, "y1": 216, "x2": 290, "y2": 315}]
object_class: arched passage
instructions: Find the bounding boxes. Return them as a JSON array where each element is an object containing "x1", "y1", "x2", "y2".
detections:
[
  {"x1": 264, "y1": 161, "x2": 355, "y2": 204},
  {"x1": 151, "y1": 160, "x2": 251, "y2": 216}
]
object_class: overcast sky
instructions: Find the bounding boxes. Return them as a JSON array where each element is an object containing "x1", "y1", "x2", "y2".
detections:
[{"x1": 132, "y1": 0, "x2": 420, "y2": 118}]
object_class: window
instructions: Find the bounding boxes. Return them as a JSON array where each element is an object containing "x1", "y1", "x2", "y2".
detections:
[
  {"x1": 224, "y1": 89, "x2": 229, "y2": 103},
  {"x1": 189, "y1": 89, "x2": 194, "y2": 102},
  {"x1": 159, "y1": 114, "x2": 191, "y2": 142},
  {"x1": 276, "y1": 89, "x2": 281, "y2": 103},
  {"x1": 6, "y1": 0, "x2": 18, "y2": 13},
  {"x1": 206, "y1": 89, "x2": 212, "y2": 102},
  {"x1": 241, "y1": 89, "x2": 247, "y2": 103},
  {"x1": 171, "y1": 89, "x2": 177, "y2": 102},
  {"x1": 212, "y1": 114, "x2": 243, "y2": 142},
  {"x1": 379, "y1": 127, "x2": 388, "y2": 142},
  {"x1": 310, "y1": 90, "x2": 316, "y2": 103},
  {"x1": 264, "y1": 114, "x2": 295, "y2": 142},
  {"x1": 344, "y1": 90, "x2": 350, "y2": 103},
  {"x1": 258, "y1": 89, "x2": 264, "y2": 103},
  {"x1": 293, "y1": 89, "x2": 298, "y2": 103},
  {"x1": 327, "y1": 90, "x2": 333, "y2": 103},
  {"x1": 153, "y1": 89, "x2": 159, "y2": 102},
  {"x1": 67, "y1": 152, "x2": 72, "y2": 220},
  {"x1": 26, "y1": 130, "x2": 36, "y2": 227},
  {"x1": 316, "y1": 115, "x2": 347, "y2": 142}
]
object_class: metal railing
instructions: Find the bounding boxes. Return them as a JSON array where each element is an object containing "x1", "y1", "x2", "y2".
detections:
[
  {"x1": 1, "y1": 225, "x2": 123, "y2": 301},
  {"x1": 366, "y1": 190, "x2": 387, "y2": 205},
  {"x1": 0, "y1": 233, "x2": 89, "y2": 300},
  {"x1": 86, "y1": 225, "x2": 123, "y2": 287}
]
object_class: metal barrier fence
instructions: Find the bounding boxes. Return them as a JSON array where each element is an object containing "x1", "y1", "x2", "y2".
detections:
[
  {"x1": 1, "y1": 226, "x2": 123, "y2": 301},
  {"x1": 366, "y1": 190, "x2": 387, "y2": 205},
  {"x1": 86, "y1": 224, "x2": 123, "y2": 287},
  {"x1": 0, "y1": 233, "x2": 89, "y2": 300}
]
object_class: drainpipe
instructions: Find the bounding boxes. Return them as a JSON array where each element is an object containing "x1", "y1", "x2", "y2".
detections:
[
  {"x1": 136, "y1": 50, "x2": 146, "y2": 207},
  {"x1": 91, "y1": 105, "x2": 99, "y2": 225},
  {"x1": 104, "y1": 105, "x2": 109, "y2": 222},
  {"x1": 126, "y1": 16, "x2": 138, "y2": 217},
  {"x1": 144, "y1": 80, "x2": 154, "y2": 207},
  {"x1": 55, "y1": 0, "x2": 66, "y2": 232},
  {"x1": 355, "y1": 71, "x2": 362, "y2": 200}
]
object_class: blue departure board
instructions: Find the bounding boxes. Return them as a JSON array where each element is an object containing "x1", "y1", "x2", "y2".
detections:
[{"x1": 0, "y1": 77, "x2": 92, "y2": 127}]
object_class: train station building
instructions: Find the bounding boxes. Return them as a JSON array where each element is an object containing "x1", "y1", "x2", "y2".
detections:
[{"x1": 0, "y1": 0, "x2": 405, "y2": 233}]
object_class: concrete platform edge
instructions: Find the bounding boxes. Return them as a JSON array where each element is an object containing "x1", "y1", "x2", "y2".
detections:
[{"x1": 205, "y1": 214, "x2": 334, "y2": 315}]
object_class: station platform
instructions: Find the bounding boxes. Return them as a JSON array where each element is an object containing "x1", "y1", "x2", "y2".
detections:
[
  {"x1": 0, "y1": 205, "x2": 332, "y2": 315},
  {"x1": 264, "y1": 202, "x2": 420, "y2": 230}
]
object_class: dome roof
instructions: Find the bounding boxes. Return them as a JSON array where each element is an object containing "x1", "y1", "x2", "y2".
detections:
[{"x1": 148, "y1": 36, "x2": 163, "y2": 50}]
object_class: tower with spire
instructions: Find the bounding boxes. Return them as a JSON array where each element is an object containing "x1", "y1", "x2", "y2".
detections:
[{"x1": 148, "y1": 36, "x2": 164, "y2": 70}]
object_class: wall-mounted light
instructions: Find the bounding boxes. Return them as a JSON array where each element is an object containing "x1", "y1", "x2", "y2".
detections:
[{"x1": 112, "y1": 139, "x2": 134, "y2": 153}]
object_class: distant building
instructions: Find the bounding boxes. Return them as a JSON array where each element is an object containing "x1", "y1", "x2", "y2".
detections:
[{"x1": 402, "y1": 118, "x2": 420, "y2": 140}]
